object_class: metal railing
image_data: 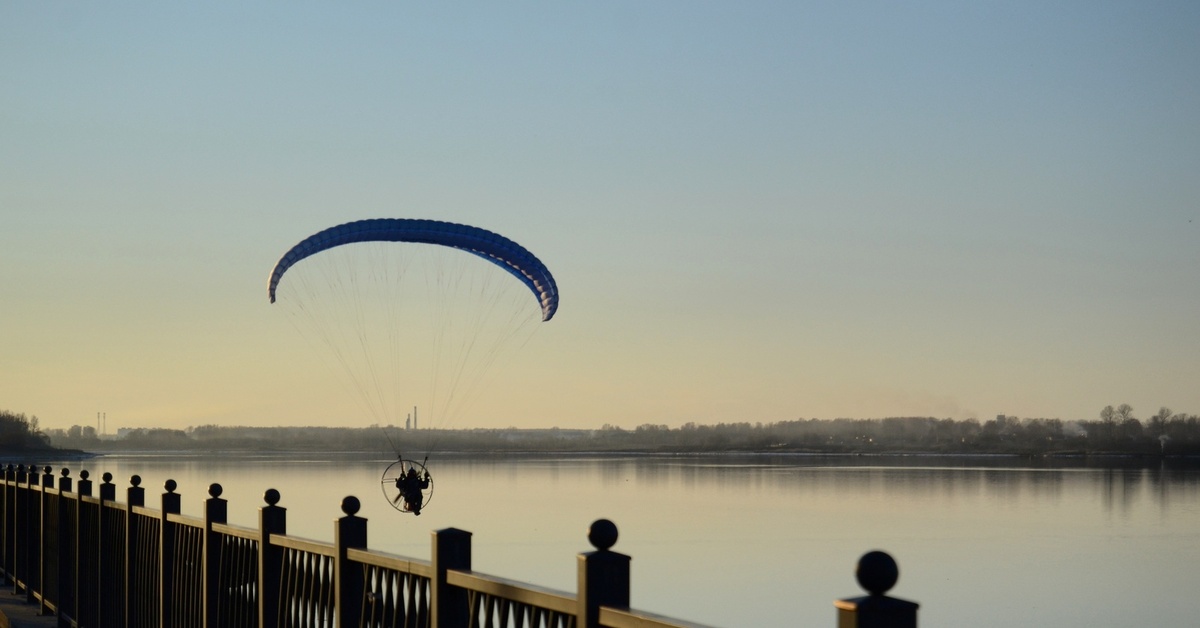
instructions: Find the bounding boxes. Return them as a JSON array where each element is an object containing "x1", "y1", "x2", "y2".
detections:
[{"x1": 0, "y1": 464, "x2": 918, "y2": 627}]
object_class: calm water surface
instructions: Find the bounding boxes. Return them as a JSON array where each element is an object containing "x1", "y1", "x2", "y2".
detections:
[{"x1": 38, "y1": 453, "x2": 1200, "y2": 628}]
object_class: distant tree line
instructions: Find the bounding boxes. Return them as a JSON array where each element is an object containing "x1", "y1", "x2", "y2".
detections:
[
  {"x1": 0, "y1": 409, "x2": 53, "y2": 453},
  {"x1": 606, "y1": 404, "x2": 1200, "y2": 455},
  {"x1": 43, "y1": 404, "x2": 1200, "y2": 456}
]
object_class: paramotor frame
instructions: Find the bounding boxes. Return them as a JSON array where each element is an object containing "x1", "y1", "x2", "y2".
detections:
[{"x1": 380, "y1": 458, "x2": 434, "y2": 515}]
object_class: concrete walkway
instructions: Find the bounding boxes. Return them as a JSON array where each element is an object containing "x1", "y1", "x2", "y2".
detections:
[{"x1": 0, "y1": 591, "x2": 57, "y2": 628}]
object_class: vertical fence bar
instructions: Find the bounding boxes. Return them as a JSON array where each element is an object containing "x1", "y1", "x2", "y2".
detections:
[
  {"x1": 431, "y1": 527, "x2": 471, "y2": 628},
  {"x1": 334, "y1": 496, "x2": 367, "y2": 628},
  {"x1": 203, "y1": 483, "x2": 227, "y2": 628},
  {"x1": 834, "y1": 551, "x2": 919, "y2": 628},
  {"x1": 577, "y1": 519, "x2": 629, "y2": 628},
  {"x1": 258, "y1": 488, "x2": 286, "y2": 628}
]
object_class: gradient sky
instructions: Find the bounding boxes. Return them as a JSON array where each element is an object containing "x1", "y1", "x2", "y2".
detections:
[{"x1": 3, "y1": 2, "x2": 1198, "y2": 432}]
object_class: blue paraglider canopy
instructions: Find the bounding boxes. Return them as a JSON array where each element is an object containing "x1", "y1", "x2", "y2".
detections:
[{"x1": 268, "y1": 218, "x2": 559, "y2": 321}]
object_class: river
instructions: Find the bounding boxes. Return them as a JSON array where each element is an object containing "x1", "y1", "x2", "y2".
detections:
[{"x1": 31, "y1": 452, "x2": 1200, "y2": 627}]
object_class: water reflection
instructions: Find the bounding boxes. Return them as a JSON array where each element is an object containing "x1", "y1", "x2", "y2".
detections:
[
  {"x1": 25, "y1": 453, "x2": 1200, "y2": 514},
  {"x1": 21, "y1": 452, "x2": 1200, "y2": 521},
  {"x1": 528, "y1": 454, "x2": 1200, "y2": 515}
]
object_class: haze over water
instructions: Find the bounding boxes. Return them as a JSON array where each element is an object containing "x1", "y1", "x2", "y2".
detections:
[{"x1": 43, "y1": 453, "x2": 1200, "y2": 628}]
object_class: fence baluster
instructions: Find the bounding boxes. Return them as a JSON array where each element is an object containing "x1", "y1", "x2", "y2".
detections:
[
  {"x1": 126, "y1": 475, "x2": 145, "y2": 627},
  {"x1": 432, "y1": 526, "x2": 472, "y2": 628},
  {"x1": 98, "y1": 472, "x2": 119, "y2": 626},
  {"x1": 56, "y1": 468, "x2": 73, "y2": 624},
  {"x1": 335, "y1": 495, "x2": 367, "y2": 628},
  {"x1": 37, "y1": 466, "x2": 52, "y2": 615},
  {"x1": 76, "y1": 470, "x2": 96, "y2": 627},
  {"x1": 15, "y1": 465, "x2": 29, "y2": 598},
  {"x1": 203, "y1": 483, "x2": 227, "y2": 628},
  {"x1": 1, "y1": 465, "x2": 11, "y2": 586},
  {"x1": 259, "y1": 488, "x2": 286, "y2": 628},
  {"x1": 577, "y1": 518, "x2": 629, "y2": 628},
  {"x1": 834, "y1": 551, "x2": 919, "y2": 628},
  {"x1": 160, "y1": 479, "x2": 181, "y2": 627}
]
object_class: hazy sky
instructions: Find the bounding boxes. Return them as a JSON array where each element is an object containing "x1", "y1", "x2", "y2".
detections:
[{"x1": 3, "y1": 2, "x2": 1198, "y2": 432}]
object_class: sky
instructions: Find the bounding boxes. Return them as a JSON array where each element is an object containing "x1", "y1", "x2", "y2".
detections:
[{"x1": 2, "y1": 2, "x2": 1198, "y2": 433}]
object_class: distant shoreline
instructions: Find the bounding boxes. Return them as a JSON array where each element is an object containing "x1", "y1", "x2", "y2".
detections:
[
  {"x1": 0, "y1": 447, "x2": 92, "y2": 464},
  {"x1": 30, "y1": 449, "x2": 1200, "y2": 470},
  {"x1": 44, "y1": 415, "x2": 1200, "y2": 458}
]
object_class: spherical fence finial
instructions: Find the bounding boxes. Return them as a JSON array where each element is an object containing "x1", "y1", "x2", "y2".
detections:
[
  {"x1": 61, "y1": 467, "x2": 70, "y2": 477},
  {"x1": 80, "y1": 469, "x2": 90, "y2": 480},
  {"x1": 588, "y1": 519, "x2": 618, "y2": 550},
  {"x1": 43, "y1": 465, "x2": 52, "y2": 475},
  {"x1": 130, "y1": 474, "x2": 142, "y2": 487},
  {"x1": 856, "y1": 550, "x2": 899, "y2": 596},
  {"x1": 102, "y1": 472, "x2": 113, "y2": 483},
  {"x1": 264, "y1": 488, "x2": 281, "y2": 506},
  {"x1": 164, "y1": 479, "x2": 177, "y2": 493},
  {"x1": 209, "y1": 483, "x2": 223, "y2": 498},
  {"x1": 341, "y1": 495, "x2": 361, "y2": 516}
]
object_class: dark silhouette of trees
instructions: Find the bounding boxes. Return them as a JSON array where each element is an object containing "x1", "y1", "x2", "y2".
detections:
[
  {"x1": 1148, "y1": 407, "x2": 1172, "y2": 438},
  {"x1": 37, "y1": 403, "x2": 1200, "y2": 456},
  {"x1": 0, "y1": 409, "x2": 52, "y2": 452}
]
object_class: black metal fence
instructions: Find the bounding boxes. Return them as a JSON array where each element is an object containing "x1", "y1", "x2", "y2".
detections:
[{"x1": 0, "y1": 464, "x2": 918, "y2": 627}]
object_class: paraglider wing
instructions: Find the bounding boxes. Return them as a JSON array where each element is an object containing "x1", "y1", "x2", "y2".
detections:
[{"x1": 267, "y1": 219, "x2": 559, "y2": 321}]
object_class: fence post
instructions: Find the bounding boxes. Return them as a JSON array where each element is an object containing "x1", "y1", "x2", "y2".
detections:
[
  {"x1": 56, "y1": 469, "x2": 72, "y2": 493},
  {"x1": 258, "y1": 488, "x2": 286, "y2": 628},
  {"x1": 18, "y1": 465, "x2": 29, "y2": 599},
  {"x1": 39, "y1": 465, "x2": 53, "y2": 615},
  {"x1": 100, "y1": 473, "x2": 116, "y2": 502},
  {"x1": 126, "y1": 474, "x2": 146, "y2": 507},
  {"x1": 4, "y1": 465, "x2": 15, "y2": 590},
  {"x1": 13, "y1": 465, "x2": 27, "y2": 600},
  {"x1": 160, "y1": 479, "x2": 182, "y2": 628},
  {"x1": 334, "y1": 496, "x2": 367, "y2": 628},
  {"x1": 834, "y1": 551, "x2": 919, "y2": 628},
  {"x1": 203, "y1": 483, "x2": 227, "y2": 628},
  {"x1": 75, "y1": 470, "x2": 93, "y2": 627},
  {"x1": 75, "y1": 470, "x2": 91, "y2": 497},
  {"x1": 577, "y1": 519, "x2": 630, "y2": 628},
  {"x1": 97, "y1": 473, "x2": 116, "y2": 626},
  {"x1": 431, "y1": 527, "x2": 472, "y2": 628},
  {"x1": 15, "y1": 465, "x2": 31, "y2": 598},
  {"x1": 125, "y1": 475, "x2": 144, "y2": 627},
  {"x1": 1, "y1": 465, "x2": 11, "y2": 586},
  {"x1": 1, "y1": 465, "x2": 10, "y2": 585},
  {"x1": 56, "y1": 468, "x2": 74, "y2": 624}
]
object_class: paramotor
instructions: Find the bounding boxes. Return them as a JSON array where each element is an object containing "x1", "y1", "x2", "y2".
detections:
[{"x1": 268, "y1": 218, "x2": 558, "y2": 515}]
